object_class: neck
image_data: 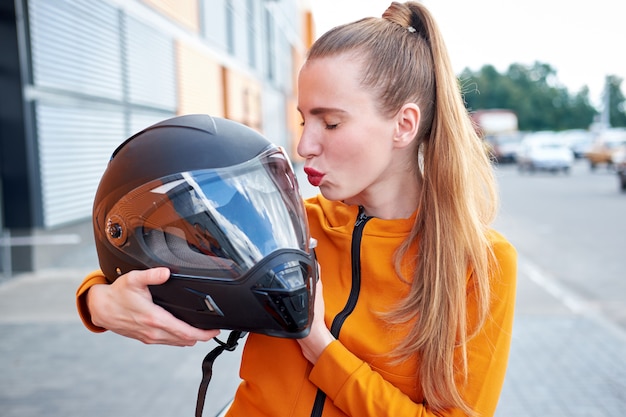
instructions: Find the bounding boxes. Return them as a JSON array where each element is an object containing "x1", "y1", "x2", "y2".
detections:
[
  {"x1": 345, "y1": 175, "x2": 421, "y2": 220},
  {"x1": 359, "y1": 200, "x2": 418, "y2": 220}
]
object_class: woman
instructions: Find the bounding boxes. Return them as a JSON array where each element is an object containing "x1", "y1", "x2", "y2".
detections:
[{"x1": 77, "y1": 2, "x2": 517, "y2": 416}]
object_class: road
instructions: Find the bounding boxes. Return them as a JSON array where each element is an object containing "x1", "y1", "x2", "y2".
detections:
[{"x1": 492, "y1": 160, "x2": 626, "y2": 331}]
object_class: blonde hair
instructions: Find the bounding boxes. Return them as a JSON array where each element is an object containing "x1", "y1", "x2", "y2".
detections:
[{"x1": 307, "y1": 2, "x2": 498, "y2": 415}]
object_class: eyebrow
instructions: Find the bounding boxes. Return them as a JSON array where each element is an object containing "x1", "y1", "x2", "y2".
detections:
[{"x1": 297, "y1": 107, "x2": 348, "y2": 116}]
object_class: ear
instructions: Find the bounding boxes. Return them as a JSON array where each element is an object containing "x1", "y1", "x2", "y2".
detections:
[{"x1": 393, "y1": 103, "x2": 420, "y2": 149}]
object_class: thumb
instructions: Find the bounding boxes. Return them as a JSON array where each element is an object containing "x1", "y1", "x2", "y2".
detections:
[{"x1": 128, "y1": 267, "x2": 171, "y2": 287}]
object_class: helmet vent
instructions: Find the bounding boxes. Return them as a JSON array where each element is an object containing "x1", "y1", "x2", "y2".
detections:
[{"x1": 105, "y1": 215, "x2": 127, "y2": 247}]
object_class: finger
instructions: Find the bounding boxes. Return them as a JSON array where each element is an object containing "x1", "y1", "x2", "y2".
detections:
[
  {"x1": 143, "y1": 301, "x2": 222, "y2": 343},
  {"x1": 127, "y1": 267, "x2": 170, "y2": 288},
  {"x1": 167, "y1": 318, "x2": 221, "y2": 343},
  {"x1": 148, "y1": 323, "x2": 221, "y2": 346},
  {"x1": 129, "y1": 305, "x2": 221, "y2": 345},
  {"x1": 139, "y1": 328, "x2": 220, "y2": 347}
]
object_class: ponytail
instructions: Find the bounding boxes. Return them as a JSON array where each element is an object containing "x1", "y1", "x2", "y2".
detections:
[{"x1": 306, "y1": 2, "x2": 498, "y2": 414}]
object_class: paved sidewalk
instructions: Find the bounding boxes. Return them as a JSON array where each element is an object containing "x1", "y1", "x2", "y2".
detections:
[
  {"x1": 0, "y1": 268, "x2": 243, "y2": 417},
  {"x1": 1, "y1": 256, "x2": 625, "y2": 417},
  {"x1": 495, "y1": 257, "x2": 626, "y2": 416}
]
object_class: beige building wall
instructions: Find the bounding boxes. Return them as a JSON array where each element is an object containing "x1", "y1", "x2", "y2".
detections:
[
  {"x1": 224, "y1": 69, "x2": 263, "y2": 132},
  {"x1": 176, "y1": 41, "x2": 225, "y2": 117},
  {"x1": 141, "y1": 0, "x2": 200, "y2": 32}
]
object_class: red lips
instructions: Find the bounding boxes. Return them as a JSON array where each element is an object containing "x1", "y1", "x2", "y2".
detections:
[{"x1": 303, "y1": 167, "x2": 324, "y2": 187}]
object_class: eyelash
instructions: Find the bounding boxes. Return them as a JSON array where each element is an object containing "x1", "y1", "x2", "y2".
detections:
[{"x1": 299, "y1": 122, "x2": 339, "y2": 130}]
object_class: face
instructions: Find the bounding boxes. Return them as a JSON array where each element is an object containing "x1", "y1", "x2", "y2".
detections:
[{"x1": 297, "y1": 55, "x2": 402, "y2": 206}]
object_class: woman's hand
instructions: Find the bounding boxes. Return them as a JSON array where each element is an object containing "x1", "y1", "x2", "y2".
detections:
[
  {"x1": 297, "y1": 276, "x2": 335, "y2": 364},
  {"x1": 87, "y1": 267, "x2": 220, "y2": 346}
]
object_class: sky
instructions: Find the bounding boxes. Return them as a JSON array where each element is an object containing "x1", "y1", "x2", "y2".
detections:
[{"x1": 310, "y1": 0, "x2": 625, "y2": 106}]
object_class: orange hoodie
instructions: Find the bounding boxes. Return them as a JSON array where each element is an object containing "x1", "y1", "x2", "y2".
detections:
[{"x1": 76, "y1": 195, "x2": 517, "y2": 417}]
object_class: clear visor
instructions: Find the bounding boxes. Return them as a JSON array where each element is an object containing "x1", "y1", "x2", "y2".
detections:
[{"x1": 101, "y1": 147, "x2": 310, "y2": 280}]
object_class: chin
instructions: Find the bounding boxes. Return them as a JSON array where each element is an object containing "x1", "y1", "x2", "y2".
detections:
[
  {"x1": 318, "y1": 186, "x2": 342, "y2": 202},
  {"x1": 320, "y1": 187, "x2": 358, "y2": 205}
]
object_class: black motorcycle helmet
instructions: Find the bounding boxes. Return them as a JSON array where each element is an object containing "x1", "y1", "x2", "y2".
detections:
[{"x1": 93, "y1": 114, "x2": 317, "y2": 338}]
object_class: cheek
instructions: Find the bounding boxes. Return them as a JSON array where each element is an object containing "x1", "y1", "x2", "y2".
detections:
[
  {"x1": 324, "y1": 135, "x2": 363, "y2": 168},
  {"x1": 331, "y1": 135, "x2": 391, "y2": 177}
]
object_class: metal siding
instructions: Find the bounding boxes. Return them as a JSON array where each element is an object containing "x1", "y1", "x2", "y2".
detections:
[
  {"x1": 29, "y1": 0, "x2": 123, "y2": 100},
  {"x1": 28, "y1": 0, "x2": 124, "y2": 228},
  {"x1": 202, "y1": 0, "x2": 229, "y2": 51},
  {"x1": 231, "y1": 0, "x2": 249, "y2": 64},
  {"x1": 27, "y1": 0, "x2": 180, "y2": 228},
  {"x1": 246, "y1": 0, "x2": 257, "y2": 69},
  {"x1": 263, "y1": 7, "x2": 275, "y2": 82},
  {"x1": 261, "y1": 87, "x2": 288, "y2": 149},
  {"x1": 126, "y1": 16, "x2": 177, "y2": 110},
  {"x1": 36, "y1": 104, "x2": 173, "y2": 229},
  {"x1": 36, "y1": 104, "x2": 125, "y2": 228},
  {"x1": 275, "y1": 32, "x2": 291, "y2": 91},
  {"x1": 23, "y1": 0, "x2": 305, "y2": 230}
]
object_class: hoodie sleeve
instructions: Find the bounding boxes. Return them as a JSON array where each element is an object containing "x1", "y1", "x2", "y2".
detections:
[{"x1": 75, "y1": 270, "x2": 109, "y2": 333}]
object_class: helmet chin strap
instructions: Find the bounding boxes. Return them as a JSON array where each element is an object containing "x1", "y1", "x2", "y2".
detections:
[{"x1": 195, "y1": 330, "x2": 247, "y2": 417}]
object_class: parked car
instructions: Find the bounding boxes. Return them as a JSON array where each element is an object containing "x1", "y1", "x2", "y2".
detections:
[
  {"x1": 485, "y1": 132, "x2": 523, "y2": 163},
  {"x1": 558, "y1": 129, "x2": 594, "y2": 159},
  {"x1": 517, "y1": 132, "x2": 574, "y2": 174},
  {"x1": 585, "y1": 128, "x2": 626, "y2": 171}
]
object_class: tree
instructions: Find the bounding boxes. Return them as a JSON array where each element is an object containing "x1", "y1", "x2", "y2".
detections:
[
  {"x1": 605, "y1": 75, "x2": 626, "y2": 127},
  {"x1": 568, "y1": 87, "x2": 598, "y2": 130},
  {"x1": 459, "y1": 62, "x2": 598, "y2": 131}
]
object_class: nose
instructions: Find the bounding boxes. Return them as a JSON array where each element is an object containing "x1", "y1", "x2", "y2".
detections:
[{"x1": 296, "y1": 125, "x2": 321, "y2": 159}]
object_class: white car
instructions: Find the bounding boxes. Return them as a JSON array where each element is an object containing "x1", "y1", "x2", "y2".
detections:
[
  {"x1": 517, "y1": 133, "x2": 574, "y2": 174},
  {"x1": 558, "y1": 129, "x2": 594, "y2": 159}
]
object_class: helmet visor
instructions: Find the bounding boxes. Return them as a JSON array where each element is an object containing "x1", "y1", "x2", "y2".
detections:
[{"x1": 101, "y1": 147, "x2": 310, "y2": 280}]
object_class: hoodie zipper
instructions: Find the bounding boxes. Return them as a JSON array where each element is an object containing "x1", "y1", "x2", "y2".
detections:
[{"x1": 310, "y1": 206, "x2": 372, "y2": 417}]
